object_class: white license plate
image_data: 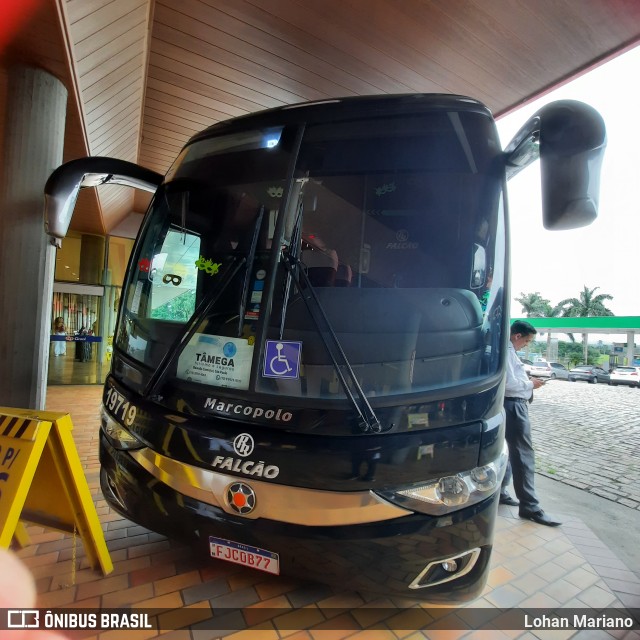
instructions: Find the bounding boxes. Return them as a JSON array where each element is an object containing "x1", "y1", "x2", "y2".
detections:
[{"x1": 209, "y1": 536, "x2": 280, "y2": 575}]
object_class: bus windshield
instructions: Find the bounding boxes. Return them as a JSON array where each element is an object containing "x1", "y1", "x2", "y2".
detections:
[{"x1": 117, "y1": 108, "x2": 506, "y2": 401}]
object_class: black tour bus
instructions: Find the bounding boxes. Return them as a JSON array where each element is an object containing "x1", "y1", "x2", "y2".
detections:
[{"x1": 45, "y1": 94, "x2": 605, "y2": 601}]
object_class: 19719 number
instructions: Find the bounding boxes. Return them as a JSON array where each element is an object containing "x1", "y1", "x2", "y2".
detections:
[{"x1": 105, "y1": 386, "x2": 137, "y2": 426}]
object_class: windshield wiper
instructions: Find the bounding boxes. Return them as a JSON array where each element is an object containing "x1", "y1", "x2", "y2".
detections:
[
  {"x1": 237, "y1": 205, "x2": 265, "y2": 337},
  {"x1": 143, "y1": 256, "x2": 246, "y2": 399},
  {"x1": 280, "y1": 250, "x2": 383, "y2": 434},
  {"x1": 279, "y1": 199, "x2": 304, "y2": 338}
]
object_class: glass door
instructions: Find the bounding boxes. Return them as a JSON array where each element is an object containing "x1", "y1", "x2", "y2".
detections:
[{"x1": 49, "y1": 291, "x2": 105, "y2": 384}]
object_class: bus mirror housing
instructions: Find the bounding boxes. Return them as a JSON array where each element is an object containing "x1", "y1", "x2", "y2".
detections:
[
  {"x1": 44, "y1": 157, "x2": 163, "y2": 247},
  {"x1": 504, "y1": 100, "x2": 606, "y2": 230}
]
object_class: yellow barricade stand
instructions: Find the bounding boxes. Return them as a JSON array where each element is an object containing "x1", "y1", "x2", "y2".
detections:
[{"x1": 0, "y1": 408, "x2": 113, "y2": 575}]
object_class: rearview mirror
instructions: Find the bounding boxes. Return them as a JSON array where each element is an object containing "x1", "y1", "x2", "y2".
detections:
[{"x1": 504, "y1": 100, "x2": 606, "y2": 230}]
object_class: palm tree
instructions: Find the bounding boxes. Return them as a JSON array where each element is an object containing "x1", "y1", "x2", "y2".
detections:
[
  {"x1": 515, "y1": 292, "x2": 554, "y2": 358},
  {"x1": 555, "y1": 286, "x2": 614, "y2": 363},
  {"x1": 516, "y1": 291, "x2": 552, "y2": 357},
  {"x1": 515, "y1": 292, "x2": 551, "y2": 318}
]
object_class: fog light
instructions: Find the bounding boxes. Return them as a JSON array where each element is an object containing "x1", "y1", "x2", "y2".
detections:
[{"x1": 408, "y1": 548, "x2": 481, "y2": 589}]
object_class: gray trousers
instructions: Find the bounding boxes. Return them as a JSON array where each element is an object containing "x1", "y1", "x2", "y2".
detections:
[{"x1": 501, "y1": 399, "x2": 540, "y2": 511}]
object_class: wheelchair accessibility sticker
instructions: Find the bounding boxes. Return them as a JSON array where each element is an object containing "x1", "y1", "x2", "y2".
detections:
[{"x1": 263, "y1": 340, "x2": 302, "y2": 379}]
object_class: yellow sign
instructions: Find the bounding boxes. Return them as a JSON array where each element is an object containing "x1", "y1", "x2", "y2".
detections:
[{"x1": 0, "y1": 408, "x2": 112, "y2": 575}]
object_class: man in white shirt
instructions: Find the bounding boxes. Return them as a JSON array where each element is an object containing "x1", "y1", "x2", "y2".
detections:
[{"x1": 500, "y1": 320, "x2": 561, "y2": 527}]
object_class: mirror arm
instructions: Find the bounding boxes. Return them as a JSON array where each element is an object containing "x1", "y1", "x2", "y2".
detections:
[
  {"x1": 44, "y1": 156, "x2": 163, "y2": 247},
  {"x1": 504, "y1": 117, "x2": 541, "y2": 181}
]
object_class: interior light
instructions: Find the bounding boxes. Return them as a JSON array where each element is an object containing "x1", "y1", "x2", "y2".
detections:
[{"x1": 262, "y1": 128, "x2": 282, "y2": 149}]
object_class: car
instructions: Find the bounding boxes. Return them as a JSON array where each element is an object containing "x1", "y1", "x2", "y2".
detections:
[
  {"x1": 608, "y1": 366, "x2": 640, "y2": 388},
  {"x1": 548, "y1": 362, "x2": 569, "y2": 380},
  {"x1": 520, "y1": 358, "x2": 534, "y2": 374},
  {"x1": 529, "y1": 361, "x2": 552, "y2": 378},
  {"x1": 568, "y1": 365, "x2": 610, "y2": 384}
]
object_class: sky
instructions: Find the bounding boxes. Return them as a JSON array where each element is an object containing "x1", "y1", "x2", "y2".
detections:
[{"x1": 496, "y1": 44, "x2": 640, "y2": 319}]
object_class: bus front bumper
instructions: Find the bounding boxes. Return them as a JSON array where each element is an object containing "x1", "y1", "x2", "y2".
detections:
[{"x1": 100, "y1": 435, "x2": 498, "y2": 602}]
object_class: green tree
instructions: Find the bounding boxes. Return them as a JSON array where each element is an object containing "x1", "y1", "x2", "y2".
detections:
[
  {"x1": 151, "y1": 290, "x2": 196, "y2": 322},
  {"x1": 515, "y1": 292, "x2": 570, "y2": 359},
  {"x1": 555, "y1": 286, "x2": 614, "y2": 363},
  {"x1": 557, "y1": 341, "x2": 602, "y2": 367},
  {"x1": 515, "y1": 292, "x2": 552, "y2": 317}
]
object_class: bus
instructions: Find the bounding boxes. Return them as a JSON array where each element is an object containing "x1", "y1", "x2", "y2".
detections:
[{"x1": 45, "y1": 94, "x2": 605, "y2": 601}]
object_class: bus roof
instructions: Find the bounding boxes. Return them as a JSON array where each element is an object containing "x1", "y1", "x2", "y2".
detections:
[{"x1": 188, "y1": 94, "x2": 492, "y2": 146}]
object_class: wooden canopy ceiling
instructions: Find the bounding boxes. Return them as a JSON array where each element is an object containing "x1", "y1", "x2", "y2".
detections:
[{"x1": 3, "y1": 0, "x2": 640, "y2": 237}]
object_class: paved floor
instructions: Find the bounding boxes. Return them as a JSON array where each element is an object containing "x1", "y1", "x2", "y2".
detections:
[
  {"x1": 8, "y1": 385, "x2": 640, "y2": 639},
  {"x1": 47, "y1": 345, "x2": 107, "y2": 385},
  {"x1": 528, "y1": 381, "x2": 640, "y2": 578},
  {"x1": 530, "y1": 381, "x2": 640, "y2": 509}
]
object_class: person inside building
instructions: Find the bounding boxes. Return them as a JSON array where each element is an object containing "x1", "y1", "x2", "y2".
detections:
[{"x1": 52, "y1": 316, "x2": 66, "y2": 356}]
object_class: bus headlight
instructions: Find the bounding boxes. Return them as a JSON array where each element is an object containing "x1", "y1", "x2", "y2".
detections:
[
  {"x1": 100, "y1": 406, "x2": 144, "y2": 450},
  {"x1": 470, "y1": 464, "x2": 498, "y2": 491},
  {"x1": 375, "y1": 444, "x2": 508, "y2": 516},
  {"x1": 436, "y1": 475, "x2": 470, "y2": 506}
]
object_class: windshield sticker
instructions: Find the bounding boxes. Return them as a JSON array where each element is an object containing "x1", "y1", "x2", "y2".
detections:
[
  {"x1": 177, "y1": 334, "x2": 253, "y2": 390},
  {"x1": 195, "y1": 256, "x2": 222, "y2": 276},
  {"x1": 130, "y1": 281, "x2": 144, "y2": 314},
  {"x1": 267, "y1": 186, "x2": 283, "y2": 198},
  {"x1": 162, "y1": 273, "x2": 183, "y2": 286},
  {"x1": 245, "y1": 270, "x2": 266, "y2": 321},
  {"x1": 407, "y1": 413, "x2": 430, "y2": 429},
  {"x1": 263, "y1": 340, "x2": 302, "y2": 379}
]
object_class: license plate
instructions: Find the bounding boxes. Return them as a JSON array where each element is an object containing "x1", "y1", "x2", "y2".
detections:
[{"x1": 209, "y1": 536, "x2": 280, "y2": 575}]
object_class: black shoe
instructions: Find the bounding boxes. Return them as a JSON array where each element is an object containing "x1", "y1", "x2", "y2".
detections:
[
  {"x1": 519, "y1": 509, "x2": 561, "y2": 527},
  {"x1": 499, "y1": 493, "x2": 519, "y2": 506}
]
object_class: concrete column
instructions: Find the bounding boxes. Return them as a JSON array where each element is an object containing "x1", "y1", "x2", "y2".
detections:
[
  {"x1": 626, "y1": 331, "x2": 635, "y2": 366},
  {"x1": 0, "y1": 66, "x2": 67, "y2": 409}
]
